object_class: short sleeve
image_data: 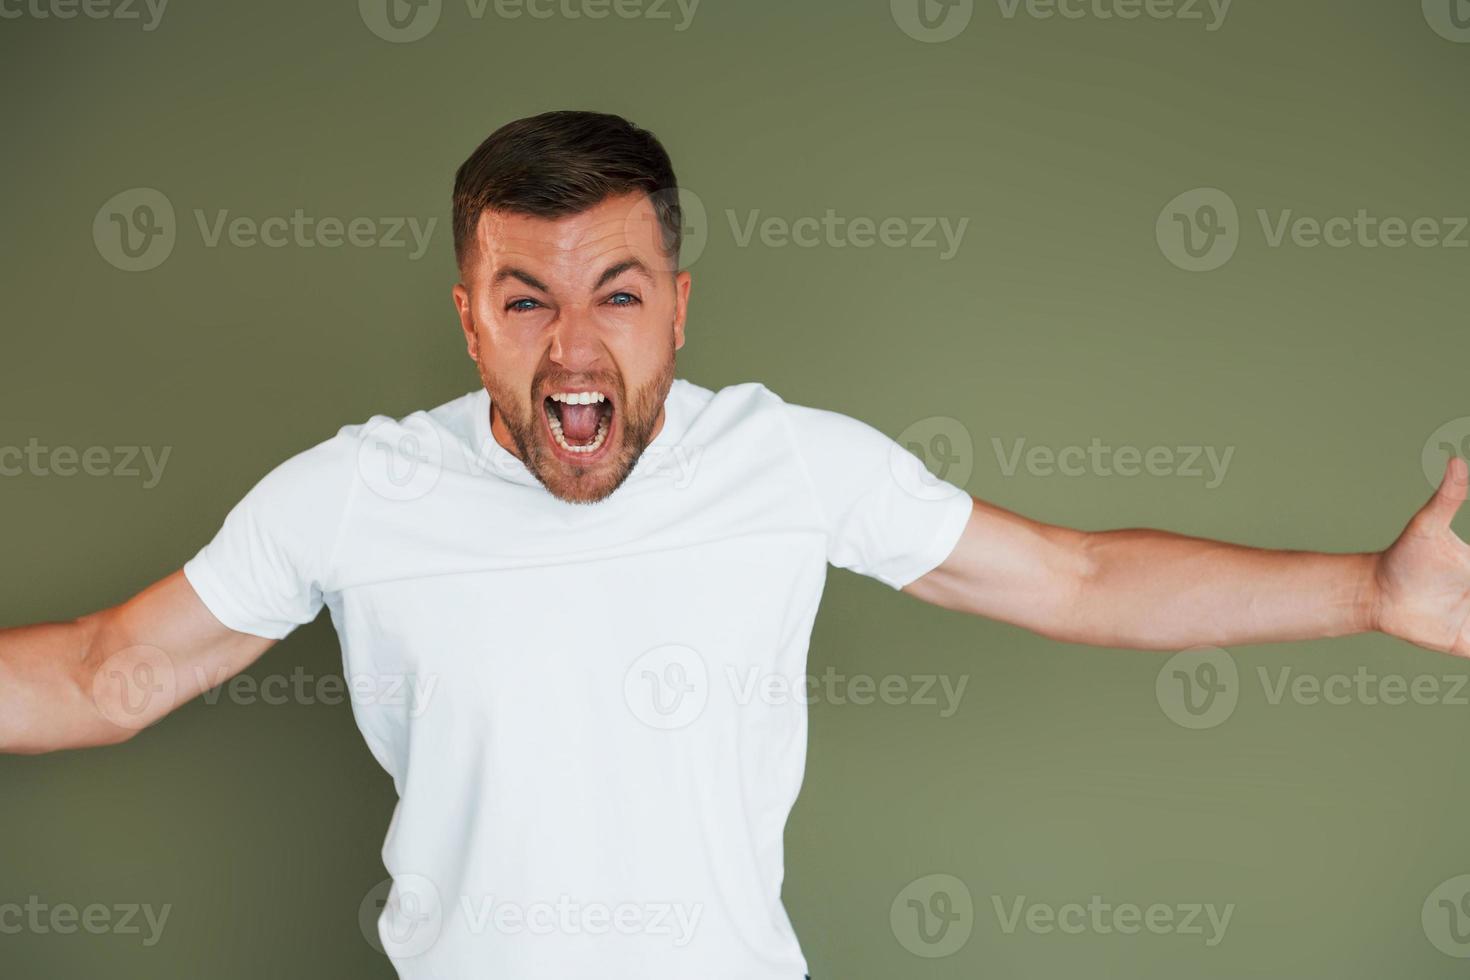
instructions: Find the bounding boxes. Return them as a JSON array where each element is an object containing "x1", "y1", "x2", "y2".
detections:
[
  {"x1": 783, "y1": 402, "x2": 973, "y2": 589},
  {"x1": 183, "y1": 431, "x2": 359, "y2": 640}
]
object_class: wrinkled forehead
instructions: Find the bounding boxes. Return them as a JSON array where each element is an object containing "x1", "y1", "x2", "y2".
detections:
[{"x1": 468, "y1": 191, "x2": 668, "y2": 287}]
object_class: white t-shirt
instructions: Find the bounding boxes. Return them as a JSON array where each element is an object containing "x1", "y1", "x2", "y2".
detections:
[{"x1": 183, "y1": 378, "x2": 972, "y2": 980}]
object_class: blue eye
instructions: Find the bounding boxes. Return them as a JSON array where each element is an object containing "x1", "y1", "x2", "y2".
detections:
[
  {"x1": 607, "y1": 292, "x2": 639, "y2": 307},
  {"x1": 506, "y1": 298, "x2": 541, "y2": 312}
]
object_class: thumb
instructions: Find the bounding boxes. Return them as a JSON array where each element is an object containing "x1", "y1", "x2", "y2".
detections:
[{"x1": 1422, "y1": 455, "x2": 1469, "y2": 526}]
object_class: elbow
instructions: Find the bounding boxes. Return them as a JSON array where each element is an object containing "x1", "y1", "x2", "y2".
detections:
[
  {"x1": 1071, "y1": 530, "x2": 1104, "y2": 594},
  {"x1": 0, "y1": 719, "x2": 140, "y2": 757},
  {"x1": 0, "y1": 686, "x2": 142, "y2": 754},
  {"x1": 1030, "y1": 532, "x2": 1110, "y2": 646},
  {"x1": 1055, "y1": 529, "x2": 1102, "y2": 622},
  {"x1": 0, "y1": 615, "x2": 144, "y2": 756}
]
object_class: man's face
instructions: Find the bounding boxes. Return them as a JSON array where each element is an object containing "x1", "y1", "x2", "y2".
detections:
[{"x1": 452, "y1": 191, "x2": 692, "y2": 504}]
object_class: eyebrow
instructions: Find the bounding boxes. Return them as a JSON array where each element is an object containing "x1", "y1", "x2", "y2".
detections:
[{"x1": 491, "y1": 259, "x2": 652, "y2": 294}]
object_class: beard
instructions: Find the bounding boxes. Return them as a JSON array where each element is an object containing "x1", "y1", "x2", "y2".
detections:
[{"x1": 479, "y1": 349, "x2": 675, "y2": 505}]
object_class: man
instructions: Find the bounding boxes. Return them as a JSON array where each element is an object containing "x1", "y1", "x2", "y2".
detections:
[{"x1": 1, "y1": 110, "x2": 1466, "y2": 979}]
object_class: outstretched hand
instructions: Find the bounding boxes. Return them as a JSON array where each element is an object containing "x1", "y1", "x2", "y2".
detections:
[{"x1": 1373, "y1": 457, "x2": 1470, "y2": 657}]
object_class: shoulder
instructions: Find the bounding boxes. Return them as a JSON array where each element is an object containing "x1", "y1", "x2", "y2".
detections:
[
  {"x1": 247, "y1": 389, "x2": 485, "y2": 506},
  {"x1": 674, "y1": 378, "x2": 844, "y2": 435},
  {"x1": 335, "y1": 388, "x2": 489, "y2": 484},
  {"x1": 338, "y1": 389, "x2": 483, "y2": 455},
  {"x1": 671, "y1": 378, "x2": 900, "y2": 461}
]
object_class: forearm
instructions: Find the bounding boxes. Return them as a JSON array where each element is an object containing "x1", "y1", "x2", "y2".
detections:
[
  {"x1": 1067, "y1": 529, "x2": 1380, "y2": 651},
  {"x1": 0, "y1": 615, "x2": 130, "y2": 755},
  {"x1": 2, "y1": 572, "x2": 279, "y2": 755}
]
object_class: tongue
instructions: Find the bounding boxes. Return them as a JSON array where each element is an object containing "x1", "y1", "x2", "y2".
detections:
[{"x1": 559, "y1": 403, "x2": 602, "y2": 443}]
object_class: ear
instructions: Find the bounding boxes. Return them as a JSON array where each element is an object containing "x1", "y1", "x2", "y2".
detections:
[
  {"x1": 452, "y1": 281, "x2": 478, "y2": 360},
  {"x1": 671, "y1": 270, "x2": 692, "y2": 351}
]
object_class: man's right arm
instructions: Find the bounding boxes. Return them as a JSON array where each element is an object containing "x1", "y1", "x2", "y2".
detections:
[{"x1": 0, "y1": 570, "x2": 275, "y2": 755}]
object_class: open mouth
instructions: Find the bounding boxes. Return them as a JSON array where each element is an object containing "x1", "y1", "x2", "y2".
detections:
[{"x1": 543, "y1": 389, "x2": 615, "y2": 460}]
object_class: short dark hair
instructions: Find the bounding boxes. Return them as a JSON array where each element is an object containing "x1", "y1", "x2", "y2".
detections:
[{"x1": 452, "y1": 110, "x2": 682, "y2": 273}]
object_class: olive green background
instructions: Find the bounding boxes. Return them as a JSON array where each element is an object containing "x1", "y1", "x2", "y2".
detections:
[{"x1": 2, "y1": 0, "x2": 1469, "y2": 976}]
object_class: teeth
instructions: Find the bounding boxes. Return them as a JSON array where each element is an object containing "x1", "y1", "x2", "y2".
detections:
[
  {"x1": 544, "y1": 390, "x2": 611, "y2": 455},
  {"x1": 546, "y1": 411, "x2": 611, "y2": 455},
  {"x1": 549, "y1": 391, "x2": 606, "y2": 405}
]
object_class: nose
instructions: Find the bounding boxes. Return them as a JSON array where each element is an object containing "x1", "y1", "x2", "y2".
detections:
[{"x1": 547, "y1": 310, "x2": 605, "y2": 372}]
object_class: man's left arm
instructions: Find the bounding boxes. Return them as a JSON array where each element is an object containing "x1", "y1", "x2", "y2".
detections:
[{"x1": 903, "y1": 457, "x2": 1470, "y2": 657}]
